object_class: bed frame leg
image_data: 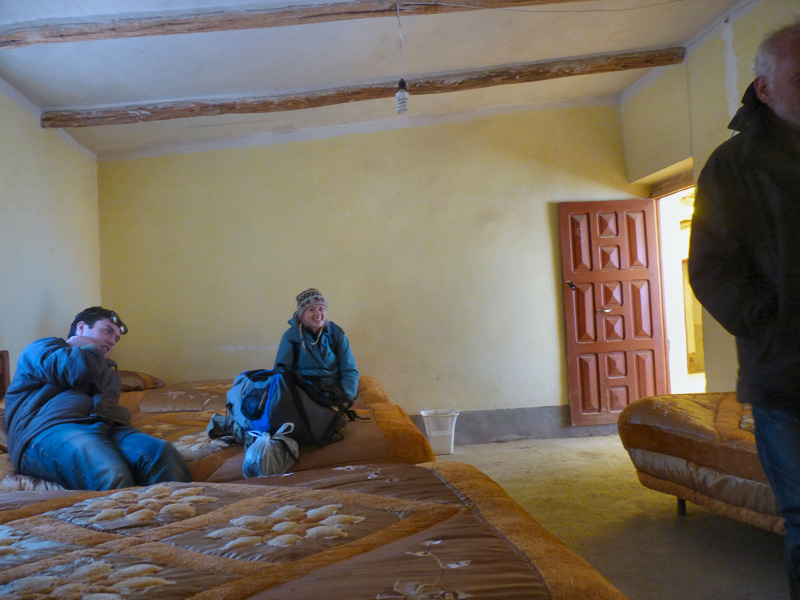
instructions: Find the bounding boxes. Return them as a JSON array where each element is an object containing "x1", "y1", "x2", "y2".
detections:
[{"x1": 677, "y1": 498, "x2": 686, "y2": 516}]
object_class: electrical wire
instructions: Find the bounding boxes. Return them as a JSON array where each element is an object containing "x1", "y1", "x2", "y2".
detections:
[
  {"x1": 396, "y1": 2, "x2": 405, "y2": 77},
  {"x1": 398, "y1": 0, "x2": 692, "y2": 15}
]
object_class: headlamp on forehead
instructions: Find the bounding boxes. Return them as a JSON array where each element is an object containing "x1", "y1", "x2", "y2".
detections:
[
  {"x1": 85, "y1": 309, "x2": 127, "y2": 335},
  {"x1": 109, "y1": 311, "x2": 128, "y2": 335}
]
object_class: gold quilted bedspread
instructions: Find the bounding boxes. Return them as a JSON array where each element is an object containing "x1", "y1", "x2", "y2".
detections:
[
  {"x1": 617, "y1": 393, "x2": 782, "y2": 533},
  {"x1": 0, "y1": 376, "x2": 435, "y2": 489},
  {"x1": 0, "y1": 463, "x2": 626, "y2": 600}
]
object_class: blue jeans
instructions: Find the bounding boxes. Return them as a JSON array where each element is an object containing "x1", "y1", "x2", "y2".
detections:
[
  {"x1": 752, "y1": 404, "x2": 800, "y2": 600},
  {"x1": 20, "y1": 421, "x2": 192, "y2": 491}
]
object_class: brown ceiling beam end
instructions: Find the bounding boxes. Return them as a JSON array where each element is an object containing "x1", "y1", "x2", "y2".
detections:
[
  {"x1": 0, "y1": 0, "x2": 594, "y2": 49},
  {"x1": 40, "y1": 47, "x2": 685, "y2": 128}
]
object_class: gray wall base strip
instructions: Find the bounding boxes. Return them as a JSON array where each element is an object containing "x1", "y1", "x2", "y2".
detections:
[{"x1": 411, "y1": 405, "x2": 618, "y2": 446}]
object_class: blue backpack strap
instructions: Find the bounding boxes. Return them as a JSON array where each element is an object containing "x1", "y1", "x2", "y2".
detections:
[{"x1": 291, "y1": 324, "x2": 338, "y2": 370}]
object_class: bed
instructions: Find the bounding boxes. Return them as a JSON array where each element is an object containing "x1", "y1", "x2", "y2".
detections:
[
  {"x1": 0, "y1": 360, "x2": 627, "y2": 598},
  {"x1": 0, "y1": 370, "x2": 435, "y2": 489},
  {"x1": 617, "y1": 392, "x2": 782, "y2": 533},
  {"x1": 0, "y1": 460, "x2": 628, "y2": 599}
]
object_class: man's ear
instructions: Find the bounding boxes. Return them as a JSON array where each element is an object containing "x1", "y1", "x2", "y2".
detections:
[
  {"x1": 75, "y1": 321, "x2": 87, "y2": 335},
  {"x1": 754, "y1": 75, "x2": 772, "y2": 104}
]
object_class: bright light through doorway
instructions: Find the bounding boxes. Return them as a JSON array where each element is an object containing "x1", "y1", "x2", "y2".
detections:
[{"x1": 659, "y1": 188, "x2": 706, "y2": 393}]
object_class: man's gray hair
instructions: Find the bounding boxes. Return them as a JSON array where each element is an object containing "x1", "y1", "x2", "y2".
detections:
[{"x1": 753, "y1": 21, "x2": 800, "y2": 82}]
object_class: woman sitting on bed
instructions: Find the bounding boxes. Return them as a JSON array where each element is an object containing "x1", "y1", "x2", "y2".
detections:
[{"x1": 274, "y1": 288, "x2": 359, "y2": 401}]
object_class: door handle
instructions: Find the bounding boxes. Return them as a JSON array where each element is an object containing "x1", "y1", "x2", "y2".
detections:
[
  {"x1": 596, "y1": 308, "x2": 612, "y2": 314},
  {"x1": 566, "y1": 281, "x2": 577, "y2": 291}
]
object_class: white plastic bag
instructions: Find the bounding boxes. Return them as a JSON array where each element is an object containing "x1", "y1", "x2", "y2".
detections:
[{"x1": 242, "y1": 423, "x2": 300, "y2": 478}]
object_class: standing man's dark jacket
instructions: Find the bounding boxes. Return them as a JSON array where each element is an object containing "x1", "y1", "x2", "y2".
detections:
[
  {"x1": 689, "y1": 83, "x2": 800, "y2": 407},
  {"x1": 5, "y1": 337, "x2": 130, "y2": 471}
]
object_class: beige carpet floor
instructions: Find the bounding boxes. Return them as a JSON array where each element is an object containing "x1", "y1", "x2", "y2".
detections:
[{"x1": 438, "y1": 435, "x2": 786, "y2": 600}]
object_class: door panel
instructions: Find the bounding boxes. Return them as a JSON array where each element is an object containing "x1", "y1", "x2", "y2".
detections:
[{"x1": 559, "y1": 199, "x2": 667, "y2": 425}]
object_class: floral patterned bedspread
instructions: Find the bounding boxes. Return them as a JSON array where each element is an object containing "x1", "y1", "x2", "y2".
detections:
[{"x1": 0, "y1": 462, "x2": 626, "y2": 600}]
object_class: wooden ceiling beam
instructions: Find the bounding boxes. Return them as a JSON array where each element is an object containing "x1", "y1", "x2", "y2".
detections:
[
  {"x1": 40, "y1": 47, "x2": 685, "y2": 128},
  {"x1": 0, "y1": 0, "x2": 595, "y2": 49}
]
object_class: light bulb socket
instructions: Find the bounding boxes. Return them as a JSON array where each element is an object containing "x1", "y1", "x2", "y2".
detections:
[{"x1": 396, "y1": 78, "x2": 409, "y2": 114}]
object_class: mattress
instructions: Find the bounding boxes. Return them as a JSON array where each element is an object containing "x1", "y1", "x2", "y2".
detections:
[
  {"x1": 0, "y1": 461, "x2": 626, "y2": 599},
  {"x1": 618, "y1": 392, "x2": 782, "y2": 533},
  {"x1": 0, "y1": 374, "x2": 435, "y2": 488}
]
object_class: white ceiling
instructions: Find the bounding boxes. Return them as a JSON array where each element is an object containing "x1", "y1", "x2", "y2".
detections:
[{"x1": 0, "y1": 0, "x2": 748, "y2": 159}]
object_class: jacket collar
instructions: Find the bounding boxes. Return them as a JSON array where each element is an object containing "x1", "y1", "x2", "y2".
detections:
[
  {"x1": 728, "y1": 82, "x2": 765, "y2": 133},
  {"x1": 726, "y1": 81, "x2": 800, "y2": 157}
]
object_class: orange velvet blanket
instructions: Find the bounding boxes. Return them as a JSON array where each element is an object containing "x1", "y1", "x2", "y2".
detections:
[
  {"x1": 0, "y1": 375, "x2": 435, "y2": 489},
  {"x1": 0, "y1": 462, "x2": 626, "y2": 600},
  {"x1": 119, "y1": 375, "x2": 435, "y2": 482},
  {"x1": 618, "y1": 392, "x2": 781, "y2": 533}
]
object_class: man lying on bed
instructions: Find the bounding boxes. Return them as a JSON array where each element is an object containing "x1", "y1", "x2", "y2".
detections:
[{"x1": 4, "y1": 306, "x2": 191, "y2": 491}]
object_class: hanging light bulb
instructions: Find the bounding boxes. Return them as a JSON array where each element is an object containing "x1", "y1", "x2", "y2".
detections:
[{"x1": 396, "y1": 78, "x2": 409, "y2": 114}]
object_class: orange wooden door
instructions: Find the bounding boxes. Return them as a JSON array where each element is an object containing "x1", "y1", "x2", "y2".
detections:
[{"x1": 559, "y1": 199, "x2": 667, "y2": 425}]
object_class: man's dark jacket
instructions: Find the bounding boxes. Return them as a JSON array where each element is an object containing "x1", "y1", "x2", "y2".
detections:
[
  {"x1": 4, "y1": 337, "x2": 130, "y2": 470},
  {"x1": 688, "y1": 83, "x2": 800, "y2": 407}
]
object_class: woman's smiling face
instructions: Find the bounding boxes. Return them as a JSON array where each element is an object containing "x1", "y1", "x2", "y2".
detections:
[{"x1": 302, "y1": 304, "x2": 328, "y2": 334}]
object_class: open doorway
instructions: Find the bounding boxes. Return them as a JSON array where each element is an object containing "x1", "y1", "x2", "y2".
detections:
[{"x1": 658, "y1": 187, "x2": 706, "y2": 393}]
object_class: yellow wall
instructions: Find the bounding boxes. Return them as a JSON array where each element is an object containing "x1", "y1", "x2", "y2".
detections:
[
  {"x1": 0, "y1": 87, "x2": 99, "y2": 373},
  {"x1": 688, "y1": 1, "x2": 800, "y2": 392},
  {"x1": 6, "y1": 0, "x2": 792, "y2": 409},
  {"x1": 99, "y1": 105, "x2": 646, "y2": 413},
  {"x1": 620, "y1": 0, "x2": 800, "y2": 392},
  {"x1": 683, "y1": 17, "x2": 739, "y2": 393},
  {"x1": 621, "y1": 63, "x2": 691, "y2": 183}
]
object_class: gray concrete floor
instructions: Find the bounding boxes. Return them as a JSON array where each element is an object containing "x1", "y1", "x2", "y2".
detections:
[{"x1": 437, "y1": 435, "x2": 787, "y2": 600}]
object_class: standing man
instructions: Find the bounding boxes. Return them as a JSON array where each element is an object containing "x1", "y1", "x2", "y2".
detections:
[
  {"x1": 5, "y1": 306, "x2": 191, "y2": 490},
  {"x1": 688, "y1": 22, "x2": 800, "y2": 598}
]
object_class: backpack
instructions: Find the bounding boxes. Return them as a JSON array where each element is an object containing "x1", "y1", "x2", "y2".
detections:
[{"x1": 223, "y1": 367, "x2": 357, "y2": 447}]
